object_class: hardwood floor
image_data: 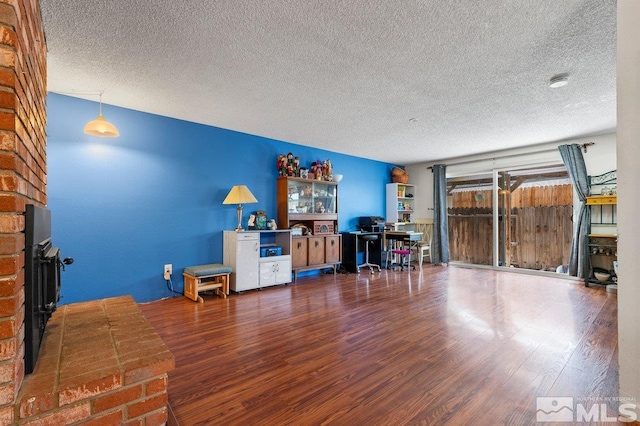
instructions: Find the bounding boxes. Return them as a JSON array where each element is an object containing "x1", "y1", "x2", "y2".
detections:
[{"x1": 140, "y1": 265, "x2": 619, "y2": 425}]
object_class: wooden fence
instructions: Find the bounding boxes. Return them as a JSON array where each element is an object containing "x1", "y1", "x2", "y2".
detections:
[
  {"x1": 448, "y1": 205, "x2": 573, "y2": 271},
  {"x1": 448, "y1": 208, "x2": 493, "y2": 266},
  {"x1": 450, "y1": 184, "x2": 573, "y2": 209}
]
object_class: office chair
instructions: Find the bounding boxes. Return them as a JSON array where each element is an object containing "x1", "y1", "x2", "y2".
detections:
[{"x1": 357, "y1": 234, "x2": 381, "y2": 273}]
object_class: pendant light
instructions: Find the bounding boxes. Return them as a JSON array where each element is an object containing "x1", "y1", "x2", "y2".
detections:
[{"x1": 84, "y1": 92, "x2": 119, "y2": 137}]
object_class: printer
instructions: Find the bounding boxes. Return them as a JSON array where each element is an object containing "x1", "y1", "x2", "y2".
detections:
[{"x1": 358, "y1": 216, "x2": 386, "y2": 232}]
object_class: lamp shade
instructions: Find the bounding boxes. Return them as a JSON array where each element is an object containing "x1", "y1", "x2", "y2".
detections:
[
  {"x1": 223, "y1": 185, "x2": 258, "y2": 231},
  {"x1": 222, "y1": 185, "x2": 258, "y2": 205},
  {"x1": 84, "y1": 114, "x2": 120, "y2": 137}
]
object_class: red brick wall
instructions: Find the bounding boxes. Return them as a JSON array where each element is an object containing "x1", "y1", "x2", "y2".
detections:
[{"x1": 0, "y1": 0, "x2": 47, "y2": 424}]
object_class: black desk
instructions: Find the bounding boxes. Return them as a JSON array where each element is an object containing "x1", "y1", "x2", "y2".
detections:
[{"x1": 341, "y1": 231, "x2": 383, "y2": 273}]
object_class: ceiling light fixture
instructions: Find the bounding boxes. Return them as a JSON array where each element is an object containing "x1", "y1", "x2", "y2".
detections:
[
  {"x1": 84, "y1": 92, "x2": 120, "y2": 137},
  {"x1": 549, "y1": 74, "x2": 569, "y2": 88}
]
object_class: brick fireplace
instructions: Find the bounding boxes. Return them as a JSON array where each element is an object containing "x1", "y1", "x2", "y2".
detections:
[
  {"x1": 0, "y1": 0, "x2": 48, "y2": 422},
  {"x1": 0, "y1": 2, "x2": 174, "y2": 424},
  {"x1": 16, "y1": 296, "x2": 175, "y2": 424}
]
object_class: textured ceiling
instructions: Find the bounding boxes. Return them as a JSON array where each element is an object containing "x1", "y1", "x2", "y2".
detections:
[{"x1": 41, "y1": 0, "x2": 616, "y2": 165}]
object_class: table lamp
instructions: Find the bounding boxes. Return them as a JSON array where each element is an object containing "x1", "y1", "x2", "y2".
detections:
[{"x1": 223, "y1": 185, "x2": 258, "y2": 231}]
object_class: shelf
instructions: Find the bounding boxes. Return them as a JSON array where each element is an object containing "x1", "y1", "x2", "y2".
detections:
[
  {"x1": 586, "y1": 195, "x2": 617, "y2": 205},
  {"x1": 387, "y1": 183, "x2": 416, "y2": 223},
  {"x1": 287, "y1": 213, "x2": 338, "y2": 221},
  {"x1": 586, "y1": 279, "x2": 617, "y2": 286},
  {"x1": 251, "y1": 230, "x2": 291, "y2": 234},
  {"x1": 258, "y1": 254, "x2": 291, "y2": 263},
  {"x1": 585, "y1": 170, "x2": 617, "y2": 288}
]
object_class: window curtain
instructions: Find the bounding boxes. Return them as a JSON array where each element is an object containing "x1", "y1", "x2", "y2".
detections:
[
  {"x1": 558, "y1": 144, "x2": 591, "y2": 278},
  {"x1": 432, "y1": 164, "x2": 450, "y2": 265}
]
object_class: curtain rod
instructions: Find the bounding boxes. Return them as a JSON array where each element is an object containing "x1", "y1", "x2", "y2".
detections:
[{"x1": 427, "y1": 142, "x2": 594, "y2": 170}]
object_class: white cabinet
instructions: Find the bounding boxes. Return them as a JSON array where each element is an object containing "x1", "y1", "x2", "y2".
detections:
[
  {"x1": 259, "y1": 258, "x2": 292, "y2": 286},
  {"x1": 224, "y1": 230, "x2": 292, "y2": 292},
  {"x1": 386, "y1": 183, "x2": 416, "y2": 225},
  {"x1": 224, "y1": 231, "x2": 260, "y2": 292}
]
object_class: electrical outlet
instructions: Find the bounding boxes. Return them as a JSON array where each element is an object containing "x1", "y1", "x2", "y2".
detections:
[{"x1": 164, "y1": 264, "x2": 172, "y2": 280}]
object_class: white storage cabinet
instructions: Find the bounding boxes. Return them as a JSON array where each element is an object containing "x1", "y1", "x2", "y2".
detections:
[{"x1": 224, "y1": 230, "x2": 292, "y2": 292}]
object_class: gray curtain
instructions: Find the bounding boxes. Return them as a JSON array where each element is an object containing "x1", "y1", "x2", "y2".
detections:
[
  {"x1": 558, "y1": 144, "x2": 591, "y2": 278},
  {"x1": 432, "y1": 164, "x2": 450, "y2": 264}
]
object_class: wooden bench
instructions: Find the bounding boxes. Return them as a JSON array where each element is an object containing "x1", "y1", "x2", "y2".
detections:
[{"x1": 183, "y1": 264, "x2": 232, "y2": 302}]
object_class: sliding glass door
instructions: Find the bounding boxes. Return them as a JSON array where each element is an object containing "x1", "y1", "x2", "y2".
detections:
[
  {"x1": 447, "y1": 172, "x2": 495, "y2": 265},
  {"x1": 448, "y1": 165, "x2": 573, "y2": 272}
]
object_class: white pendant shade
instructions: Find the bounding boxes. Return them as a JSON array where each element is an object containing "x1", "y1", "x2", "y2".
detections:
[
  {"x1": 84, "y1": 114, "x2": 120, "y2": 137},
  {"x1": 84, "y1": 92, "x2": 120, "y2": 137}
]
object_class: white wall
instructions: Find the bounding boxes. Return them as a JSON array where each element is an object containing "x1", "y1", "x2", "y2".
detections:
[
  {"x1": 406, "y1": 133, "x2": 616, "y2": 218},
  {"x1": 617, "y1": 0, "x2": 640, "y2": 419},
  {"x1": 405, "y1": 163, "x2": 434, "y2": 220}
]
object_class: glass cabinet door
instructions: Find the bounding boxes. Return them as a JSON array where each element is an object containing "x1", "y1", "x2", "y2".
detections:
[
  {"x1": 287, "y1": 180, "x2": 312, "y2": 213},
  {"x1": 310, "y1": 182, "x2": 336, "y2": 213},
  {"x1": 287, "y1": 180, "x2": 337, "y2": 214}
]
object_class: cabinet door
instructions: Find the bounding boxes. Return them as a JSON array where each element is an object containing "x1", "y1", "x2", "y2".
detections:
[
  {"x1": 310, "y1": 181, "x2": 337, "y2": 214},
  {"x1": 292, "y1": 237, "x2": 308, "y2": 268},
  {"x1": 235, "y1": 236, "x2": 260, "y2": 291},
  {"x1": 308, "y1": 237, "x2": 325, "y2": 265},
  {"x1": 275, "y1": 259, "x2": 292, "y2": 284},
  {"x1": 325, "y1": 235, "x2": 341, "y2": 263},
  {"x1": 259, "y1": 261, "x2": 275, "y2": 286}
]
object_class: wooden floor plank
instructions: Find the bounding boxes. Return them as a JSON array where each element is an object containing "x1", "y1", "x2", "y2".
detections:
[{"x1": 140, "y1": 265, "x2": 620, "y2": 425}]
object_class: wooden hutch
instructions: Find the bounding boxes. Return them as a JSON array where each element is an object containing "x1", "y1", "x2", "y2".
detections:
[{"x1": 277, "y1": 176, "x2": 341, "y2": 281}]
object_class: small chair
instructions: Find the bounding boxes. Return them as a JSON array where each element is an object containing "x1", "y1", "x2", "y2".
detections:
[
  {"x1": 418, "y1": 241, "x2": 431, "y2": 266},
  {"x1": 183, "y1": 264, "x2": 232, "y2": 302},
  {"x1": 392, "y1": 249, "x2": 415, "y2": 271},
  {"x1": 357, "y1": 234, "x2": 381, "y2": 273},
  {"x1": 415, "y1": 220, "x2": 433, "y2": 266}
]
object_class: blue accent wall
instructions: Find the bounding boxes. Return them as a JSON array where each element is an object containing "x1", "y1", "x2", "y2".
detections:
[{"x1": 47, "y1": 93, "x2": 394, "y2": 303}]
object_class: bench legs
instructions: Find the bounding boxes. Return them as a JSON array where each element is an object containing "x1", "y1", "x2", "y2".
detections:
[{"x1": 183, "y1": 273, "x2": 230, "y2": 303}]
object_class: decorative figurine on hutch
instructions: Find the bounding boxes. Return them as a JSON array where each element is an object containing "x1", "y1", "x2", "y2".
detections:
[
  {"x1": 314, "y1": 159, "x2": 323, "y2": 180},
  {"x1": 255, "y1": 210, "x2": 267, "y2": 230},
  {"x1": 310, "y1": 161, "x2": 317, "y2": 179},
  {"x1": 322, "y1": 159, "x2": 332, "y2": 181},
  {"x1": 294, "y1": 156, "x2": 300, "y2": 177},
  {"x1": 286, "y1": 152, "x2": 295, "y2": 176},
  {"x1": 268, "y1": 219, "x2": 277, "y2": 230},
  {"x1": 247, "y1": 214, "x2": 256, "y2": 230},
  {"x1": 278, "y1": 154, "x2": 289, "y2": 176}
]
